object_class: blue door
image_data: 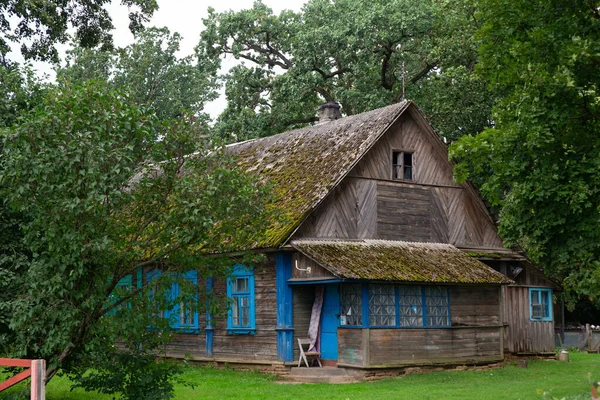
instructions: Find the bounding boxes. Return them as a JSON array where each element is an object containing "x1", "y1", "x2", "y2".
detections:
[{"x1": 320, "y1": 284, "x2": 339, "y2": 360}]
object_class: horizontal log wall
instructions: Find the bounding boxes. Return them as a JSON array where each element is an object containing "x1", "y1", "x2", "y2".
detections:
[
  {"x1": 292, "y1": 286, "x2": 314, "y2": 361},
  {"x1": 450, "y1": 286, "x2": 500, "y2": 326},
  {"x1": 174, "y1": 256, "x2": 278, "y2": 362},
  {"x1": 163, "y1": 333, "x2": 206, "y2": 359},
  {"x1": 338, "y1": 326, "x2": 503, "y2": 368},
  {"x1": 502, "y1": 286, "x2": 555, "y2": 354}
]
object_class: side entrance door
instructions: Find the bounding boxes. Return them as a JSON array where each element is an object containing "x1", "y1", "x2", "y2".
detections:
[{"x1": 320, "y1": 284, "x2": 339, "y2": 361}]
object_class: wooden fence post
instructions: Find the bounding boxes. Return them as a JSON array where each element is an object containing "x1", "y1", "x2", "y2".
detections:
[{"x1": 30, "y1": 360, "x2": 45, "y2": 400}]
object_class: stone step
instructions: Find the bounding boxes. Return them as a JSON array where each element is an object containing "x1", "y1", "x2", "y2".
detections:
[{"x1": 286, "y1": 367, "x2": 364, "y2": 384}]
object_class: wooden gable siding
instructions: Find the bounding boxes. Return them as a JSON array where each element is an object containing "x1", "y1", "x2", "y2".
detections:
[
  {"x1": 351, "y1": 113, "x2": 454, "y2": 186},
  {"x1": 294, "y1": 178, "x2": 377, "y2": 240},
  {"x1": 293, "y1": 113, "x2": 502, "y2": 247},
  {"x1": 291, "y1": 252, "x2": 335, "y2": 280},
  {"x1": 484, "y1": 260, "x2": 557, "y2": 289}
]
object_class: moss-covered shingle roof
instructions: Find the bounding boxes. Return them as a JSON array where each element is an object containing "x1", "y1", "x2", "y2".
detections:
[
  {"x1": 226, "y1": 101, "x2": 411, "y2": 249},
  {"x1": 291, "y1": 239, "x2": 513, "y2": 284}
]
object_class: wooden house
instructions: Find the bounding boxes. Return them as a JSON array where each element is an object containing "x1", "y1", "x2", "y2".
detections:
[{"x1": 149, "y1": 101, "x2": 557, "y2": 372}]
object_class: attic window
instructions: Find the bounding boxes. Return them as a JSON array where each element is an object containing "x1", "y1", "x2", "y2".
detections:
[{"x1": 392, "y1": 151, "x2": 413, "y2": 181}]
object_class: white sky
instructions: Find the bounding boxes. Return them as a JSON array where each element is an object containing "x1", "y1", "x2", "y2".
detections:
[{"x1": 8, "y1": 0, "x2": 308, "y2": 118}]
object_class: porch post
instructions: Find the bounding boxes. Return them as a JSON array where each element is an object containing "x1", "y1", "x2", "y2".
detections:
[
  {"x1": 276, "y1": 252, "x2": 294, "y2": 362},
  {"x1": 205, "y1": 276, "x2": 214, "y2": 357}
]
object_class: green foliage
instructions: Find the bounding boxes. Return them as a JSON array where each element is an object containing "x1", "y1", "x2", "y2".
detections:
[
  {"x1": 0, "y1": 81, "x2": 272, "y2": 399},
  {"x1": 450, "y1": 0, "x2": 600, "y2": 299},
  {"x1": 198, "y1": 0, "x2": 495, "y2": 142},
  {"x1": 0, "y1": 63, "x2": 47, "y2": 128},
  {"x1": 56, "y1": 27, "x2": 220, "y2": 127},
  {"x1": 0, "y1": 0, "x2": 158, "y2": 63}
]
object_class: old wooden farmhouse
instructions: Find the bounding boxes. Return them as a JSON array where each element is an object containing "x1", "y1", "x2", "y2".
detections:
[{"x1": 132, "y1": 101, "x2": 559, "y2": 373}]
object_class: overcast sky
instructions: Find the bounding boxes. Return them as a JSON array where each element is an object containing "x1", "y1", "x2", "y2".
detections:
[{"x1": 10, "y1": 0, "x2": 308, "y2": 118}]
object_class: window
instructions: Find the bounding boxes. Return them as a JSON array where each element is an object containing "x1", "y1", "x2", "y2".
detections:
[
  {"x1": 171, "y1": 271, "x2": 199, "y2": 331},
  {"x1": 392, "y1": 151, "x2": 413, "y2": 181},
  {"x1": 340, "y1": 284, "x2": 363, "y2": 326},
  {"x1": 369, "y1": 285, "x2": 396, "y2": 326},
  {"x1": 227, "y1": 264, "x2": 256, "y2": 334},
  {"x1": 146, "y1": 269, "x2": 199, "y2": 333},
  {"x1": 340, "y1": 283, "x2": 450, "y2": 328},
  {"x1": 529, "y1": 288, "x2": 552, "y2": 321},
  {"x1": 109, "y1": 275, "x2": 134, "y2": 314},
  {"x1": 399, "y1": 285, "x2": 423, "y2": 327},
  {"x1": 425, "y1": 286, "x2": 451, "y2": 327}
]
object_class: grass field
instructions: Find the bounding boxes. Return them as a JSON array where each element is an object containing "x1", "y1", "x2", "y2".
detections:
[{"x1": 2, "y1": 353, "x2": 599, "y2": 399}]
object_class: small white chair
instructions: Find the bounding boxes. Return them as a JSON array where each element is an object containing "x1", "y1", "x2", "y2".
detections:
[{"x1": 297, "y1": 338, "x2": 322, "y2": 367}]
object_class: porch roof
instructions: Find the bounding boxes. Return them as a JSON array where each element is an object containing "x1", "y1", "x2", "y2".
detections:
[{"x1": 290, "y1": 239, "x2": 513, "y2": 284}]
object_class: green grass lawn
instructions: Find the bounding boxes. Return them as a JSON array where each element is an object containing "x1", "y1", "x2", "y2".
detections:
[{"x1": 2, "y1": 353, "x2": 599, "y2": 399}]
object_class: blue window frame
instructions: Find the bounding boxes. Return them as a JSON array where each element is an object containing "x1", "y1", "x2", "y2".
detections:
[
  {"x1": 108, "y1": 275, "x2": 133, "y2": 314},
  {"x1": 340, "y1": 283, "x2": 450, "y2": 328},
  {"x1": 529, "y1": 288, "x2": 552, "y2": 322},
  {"x1": 226, "y1": 264, "x2": 256, "y2": 335},
  {"x1": 146, "y1": 269, "x2": 200, "y2": 333}
]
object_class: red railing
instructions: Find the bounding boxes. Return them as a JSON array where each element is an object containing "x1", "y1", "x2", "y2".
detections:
[{"x1": 0, "y1": 358, "x2": 45, "y2": 400}]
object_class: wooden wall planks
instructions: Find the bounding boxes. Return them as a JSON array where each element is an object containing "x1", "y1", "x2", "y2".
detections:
[
  {"x1": 164, "y1": 256, "x2": 280, "y2": 362},
  {"x1": 502, "y1": 286, "x2": 555, "y2": 354},
  {"x1": 450, "y1": 286, "x2": 500, "y2": 326},
  {"x1": 292, "y1": 286, "x2": 314, "y2": 361},
  {"x1": 338, "y1": 326, "x2": 503, "y2": 367},
  {"x1": 294, "y1": 112, "x2": 503, "y2": 248}
]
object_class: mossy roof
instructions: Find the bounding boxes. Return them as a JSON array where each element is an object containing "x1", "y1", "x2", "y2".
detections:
[
  {"x1": 226, "y1": 101, "x2": 411, "y2": 249},
  {"x1": 291, "y1": 239, "x2": 513, "y2": 284}
]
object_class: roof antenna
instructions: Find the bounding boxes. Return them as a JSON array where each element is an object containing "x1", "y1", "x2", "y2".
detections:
[{"x1": 401, "y1": 60, "x2": 406, "y2": 101}]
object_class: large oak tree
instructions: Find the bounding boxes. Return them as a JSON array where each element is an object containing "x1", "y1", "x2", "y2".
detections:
[
  {"x1": 451, "y1": 0, "x2": 600, "y2": 302},
  {"x1": 197, "y1": 0, "x2": 496, "y2": 142}
]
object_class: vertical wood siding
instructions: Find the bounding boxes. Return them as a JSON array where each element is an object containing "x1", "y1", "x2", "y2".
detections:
[{"x1": 502, "y1": 286, "x2": 555, "y2": 353}]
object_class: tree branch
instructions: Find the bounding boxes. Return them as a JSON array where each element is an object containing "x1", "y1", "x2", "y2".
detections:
[
  {"x1": 409, "y1": 61, "x2": 438, "y2": 84},
  {"x1": 313, "y1": 66, "x2": 350, "y2": 80}
]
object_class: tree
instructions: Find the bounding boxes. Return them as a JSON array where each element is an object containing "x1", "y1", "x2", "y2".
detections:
[
  {"x1": 0, "y1": 81, "x2": 272, "y2": 398},
  {"x1": 0, "y1": 0, "x2": 158, "y2": 63},
  {"x1": 56, "y1": 27, "x2": 220, "y2": 124},
  {"x1": 450, "y1": 0, "x2": 600, "y2": 301},
  {"x1": 197, "y1": 0, "x2": 495, "y2": 142},
  {"x1": 0, "y1": 63, "x2": 48, "y2": 128}
]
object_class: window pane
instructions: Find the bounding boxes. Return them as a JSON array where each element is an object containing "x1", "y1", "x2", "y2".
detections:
[
  {"x1": 232, "y1": 297, "x2": 240, "y2": 326},
  {"x1": 404, "y1": 166, "x2": 413, "y2": 180},
  {"x1": 241, "y1": 297, "x2": 249, "y2": 307},
  {"x1": 235, "y1": 277, "x2": 248, "y2": 293},
  {"x1": 541, "y1": 291, "x2": 549, "y2": 318},
  {"x1": 425, "y1": 286, "x2": 449, "y2": 327},
  {"x1": 340, "y1": 284, "x2": 363, "y2": 326},
  {"x1": 369, "y1": 284, "x2": 396, "y2": 326},
  {"x1": 403, "y1": 152, "x2": 412, "y2": 167},
  {"x1": 531, "y1": 290, "x2": 539, "y2": 305},
  {"x1": 241, "y1": 307, "x2": 250, "y2": 327},
  {"x1": 399, "y1": 285, "x2": 423, "y2": 327},
  {"x1": 392, "y1": 152, "x2": 401, "y2": 179}
]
